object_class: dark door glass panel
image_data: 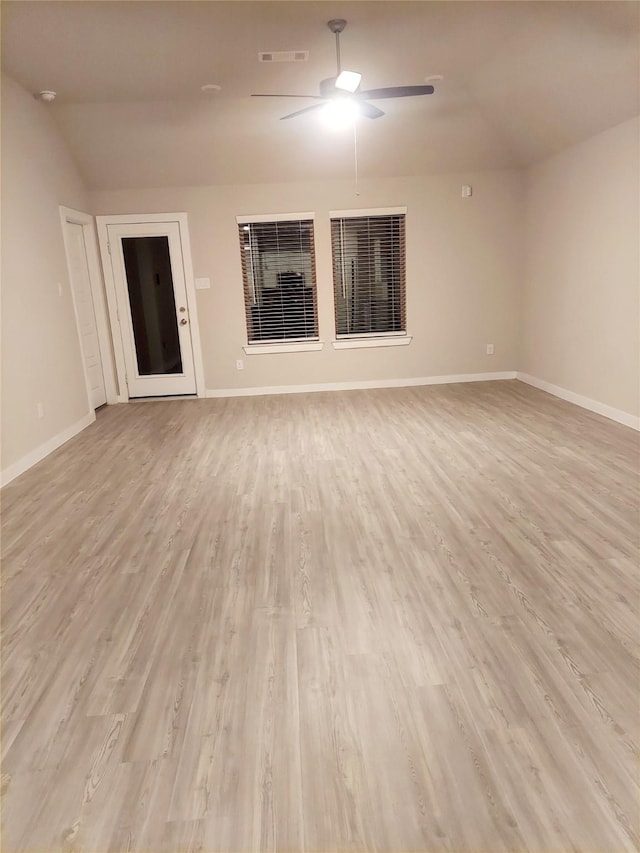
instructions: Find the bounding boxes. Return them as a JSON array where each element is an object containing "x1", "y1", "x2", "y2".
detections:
[{"x1": 122, "y1": 237, "x2": 183, "y2": 375}]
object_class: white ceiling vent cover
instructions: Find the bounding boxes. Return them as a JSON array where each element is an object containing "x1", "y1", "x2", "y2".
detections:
[{"x1": 259, "y1": 51, "x2": 309, "y2": 63}]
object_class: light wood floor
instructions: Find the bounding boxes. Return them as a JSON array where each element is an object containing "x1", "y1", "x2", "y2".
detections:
[{"x1": 1, "y1": 380, "x2": 638, "y2": 852}]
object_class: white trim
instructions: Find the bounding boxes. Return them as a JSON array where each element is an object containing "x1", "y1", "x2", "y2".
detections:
[
  {"x1": 516, "y1": 373, "x2": 640, "y2": 431},
  {"x1": 176, "y1": 215, "x2": 206, "y2": 398},
  {"x1": 59, "y1": 207, "x2": 118, "y2": 406},
  {"x1": 243, "y1": 342, "x2": 324, "y2": 354},
  {"x1": 1, "y1": 412, "x2": 95, "y2": 487},
  {"x1": 332, "y1": 335, "x2": 412, "y2": 350},
  {"x1": 329, "y1": 206, "x2": 407, "y2": 218},
  {"x1": 95, "y1": 213, "x2": 206, "y2": 399},
  {"x1": 206, "y1": 371, "x2": 516, "y2": 398},
  {"x1": 94, "y1": 212, "x2": 189, "y2": 225},
  {"x1": 236, "y1": 212, "x2": 315, "y2": 224},
  {"x1": 128, "y1": 395, "x2": 199, "y2": 403}
]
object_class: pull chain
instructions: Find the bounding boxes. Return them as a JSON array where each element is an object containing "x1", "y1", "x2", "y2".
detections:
[{"x1": 353, "y1": 119, "x2": 360, "y2": 197}]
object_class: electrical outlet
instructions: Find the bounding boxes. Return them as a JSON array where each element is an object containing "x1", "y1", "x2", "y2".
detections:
[
  {"x1": 486, "y1": 343, "x2": 495, "y2": 355},
  {"x1": 57, "y1": 282, "x2": 63, "y2": 297},
  {"x1": 236, "y1": 359, "x2": 244, "y2": 370},
  {"x1": 37, "y1": 402, "x2": 44, "y2": 418}
]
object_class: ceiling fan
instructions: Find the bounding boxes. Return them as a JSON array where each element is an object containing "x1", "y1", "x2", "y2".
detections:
[{"x1": 252, "y1": 19, "x2": 435, "y2": 121}]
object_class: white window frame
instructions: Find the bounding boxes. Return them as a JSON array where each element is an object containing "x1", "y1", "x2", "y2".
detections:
[
  {"x1": 236, "y1": 212, "x2": 323, "y2": 354},
  {"x1": 329, "y1": 206, "x2": 410, "y2": 348}
]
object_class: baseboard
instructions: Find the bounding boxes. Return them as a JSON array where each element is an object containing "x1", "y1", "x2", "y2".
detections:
[
  {"x1": 516, "y1": 373, "x2": 640, "y2": 431},
  {"x1": 206, "y1": 371, "x2": 517, "y2": 399},
  {"x1": 1, "y1": 411, "x2": 96, "y2": 487}
]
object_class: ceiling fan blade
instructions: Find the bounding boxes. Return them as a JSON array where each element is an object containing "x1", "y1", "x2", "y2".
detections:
[
  {"x1": 359, "y1": 101, "x2": 385, "y2": 119},
  {"x1": 280, "y1": 103, "x2": 326, "y2": 121},
  {"x1": 252, "y1": 94, "x2": 325, "y2": 99},
  {"x1": 359, "y1": 85, "x2": 435, "y2": 100}
]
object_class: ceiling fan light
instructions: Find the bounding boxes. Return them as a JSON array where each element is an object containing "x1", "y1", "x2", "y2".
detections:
[
  {"x1": 320, "y1": 98, "x2": 359, "y2": 129},
  {"x1": 335, "y1": 70, "x2": 362, "y2": 93}
]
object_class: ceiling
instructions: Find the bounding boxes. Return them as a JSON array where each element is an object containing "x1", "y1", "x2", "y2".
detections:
[{"x1": 2, "y1": 1, "x2": 639, "y2": 189}]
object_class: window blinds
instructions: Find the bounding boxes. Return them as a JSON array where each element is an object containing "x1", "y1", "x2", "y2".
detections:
[
  {"x1": 238, "y1": 219, "x2": 318, "y2": 343},
  {"x1": 330, "y1": 213, "x2": 406, "y2": 337}
]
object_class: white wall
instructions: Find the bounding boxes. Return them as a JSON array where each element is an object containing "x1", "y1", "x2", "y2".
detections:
[
  {"x1": 1, "y1": 74, "x2": 92, "y2": 479},
  {"x1": 2, "y1": 74, "x2": 636, "y2": 487},
  {"x1": 92, "y1": 170, "x2": 523, "y2": 392},
  {"x1": 522, "y1": 117, "x2": 640, "y2": 420}
]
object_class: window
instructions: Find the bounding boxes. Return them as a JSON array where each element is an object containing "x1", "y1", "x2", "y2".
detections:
[
  {"x1": 330, "y1": 209, "x2": 406, "y2": 338},
  {"x1": 237, "y1": 214, "x2": 318, "y2": 344}
]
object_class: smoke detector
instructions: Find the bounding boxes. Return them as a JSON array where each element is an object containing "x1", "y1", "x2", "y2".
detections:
[{"x1": 36, "y1": 90, "x2": 57, "y2": 102}]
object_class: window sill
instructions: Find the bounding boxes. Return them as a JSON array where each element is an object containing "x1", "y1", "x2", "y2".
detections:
[
  {"x1": 243, "y1": 341, "x2": 324, "y2": 355},
  {"x1": 332, "y1": 335, "x2": 412, "y2": 350}
]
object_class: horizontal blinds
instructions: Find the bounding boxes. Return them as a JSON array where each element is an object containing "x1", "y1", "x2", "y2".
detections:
[
  {"x1": 331, "y1": 214, "x2": 406, "y2": 337},
  {"x1": 237, "y1": 212, "x2": 314, "y2": 224},
  {"x1": 238, "y1": 219, "x2": 318, "y2": 343}
]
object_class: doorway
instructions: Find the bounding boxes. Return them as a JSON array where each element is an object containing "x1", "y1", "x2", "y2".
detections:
[
  {"x1": 97, "y1": 214, "x2": 205, "y2": 399},
  {"x1": 60, "y1": 207, "x2": 118, "y2": 409}
]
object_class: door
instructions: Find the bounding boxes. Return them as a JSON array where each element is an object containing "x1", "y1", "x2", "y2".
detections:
[
  {"x1": 66, "y1": 222, "x2": 107, "y2": 408},
  {"x1": 107, "y1": 222, "x2": 196, "y2": 397}
]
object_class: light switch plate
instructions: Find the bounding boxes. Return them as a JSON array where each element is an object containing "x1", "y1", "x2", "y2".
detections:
[{"x1": 195, "y1": 277, "x2": 211, "y2": 290}]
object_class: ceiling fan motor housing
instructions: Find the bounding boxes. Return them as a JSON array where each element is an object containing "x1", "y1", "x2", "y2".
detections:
[{"x1": 320, "y1": 77, "x2": 340, "y2": 97}]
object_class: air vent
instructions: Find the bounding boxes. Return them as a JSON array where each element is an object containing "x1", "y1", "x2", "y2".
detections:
[{"x1": 259, "y1": 51, "x2": 309, "y2": 63}]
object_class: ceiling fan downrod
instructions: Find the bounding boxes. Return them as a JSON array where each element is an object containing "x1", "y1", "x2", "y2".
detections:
[{"x1": 328, "y1": 19, "x2": 347, "y2": 76}]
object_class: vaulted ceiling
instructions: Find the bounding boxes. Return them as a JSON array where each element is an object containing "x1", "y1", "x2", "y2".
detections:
[{"x1": 2, "y1": 1, "x2": 639, "y2": 189}]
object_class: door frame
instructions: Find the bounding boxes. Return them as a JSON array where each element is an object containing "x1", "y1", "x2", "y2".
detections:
[
  {"x1": 59, "y1": 206, "x2": 119, "y2": 408},
  {"x1": 96, "y1": 212, "x2": 205, "y2": 401}
]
